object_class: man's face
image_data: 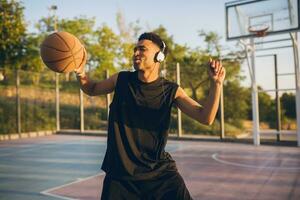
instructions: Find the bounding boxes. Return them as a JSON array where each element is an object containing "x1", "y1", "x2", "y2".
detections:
[{"x1": 133, "y1": 39, "x2": 160, "y2": 71}]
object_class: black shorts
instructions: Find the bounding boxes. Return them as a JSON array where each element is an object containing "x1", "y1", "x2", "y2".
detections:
[{"x1": 101, "y1": 171, "x2": 193, "y2": 200}]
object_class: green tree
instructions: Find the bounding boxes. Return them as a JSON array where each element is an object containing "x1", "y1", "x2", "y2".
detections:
[
  {"x1": 198, "y1": 30, "x2": 222, "y2": 56},
  {"x1": 153, "y1": 26, "x2": 187, "y2": 65},
  {"x1": 59, "y1": 17, "x2": 96, "y2": 45},
  {"x1": 89, "y1": 24, "x2": 121, "y2": 78},
  {"x1": 0, "y1": 0, "x2": 26, "y2": 69},
  {"x1": 197, "y1": 31, "x2": 249, "y2": 128},
  {"x1": 116, "y1": 10, "x2": 140, "y2": 69},
  {"x1": 281, "y1": 92, "x2": 296, "y2": 119},
  {"x1": 152, "y1": 25, "x2": 188, "y2": 82},
  {"x1": 19, "y1": 33, "x2": 45, "y2": 84},
  {"x1": 223, "y1": 81, "x2": 249, "y2": 128},
  {"x1": 180, "y1": 50, "x2": 209, "y2": 102},
  {"x1": 245, "y1": 86, "x2": 276, "y2": 125}
]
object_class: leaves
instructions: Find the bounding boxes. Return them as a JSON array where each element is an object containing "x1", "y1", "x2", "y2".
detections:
[{"x1": 0, "y1": 0, "x2": 26, "y2": 69}]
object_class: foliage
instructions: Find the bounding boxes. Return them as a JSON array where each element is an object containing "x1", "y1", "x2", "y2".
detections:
[
  {"x1": 0, "y1": 0, "x2": 27, "y2": 69},
  {"x1": 2, "y1": 8, "x2": 295, "y2": 134},
  {"x1": 89, "y1": 25, "x2": 121, "y2": 77},
  {"x1": 21, "y1": 34, "x2": 45, "y2": 73},
  {"x1": 223, "y1": 81, "x2": 250, "y2": 128},
  {"x1": 116, "y1": 10, "x2": 140, "y2": 69},
  {"x1": 0, "y1": 94, "x2": 108, "y2": 134},
  {"x1": 198, "y1": 30, "x2": 222, "y2": 56},
  {"x1": 281, "y1": 92, "x2": 296, "y2": 119}
]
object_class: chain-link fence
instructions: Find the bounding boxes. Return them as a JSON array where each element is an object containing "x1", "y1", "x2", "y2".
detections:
[
  {"x1": 0, "y1": 68, "x2": 108, "y2": 135},
  {"x1": 0, "y1": 67, "x2": 297, "y2": 143}
]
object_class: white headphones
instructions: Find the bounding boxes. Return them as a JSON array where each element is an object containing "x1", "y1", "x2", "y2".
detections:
[{"x1": 155, "y1": 41, "x2": 166, "y2": 63}]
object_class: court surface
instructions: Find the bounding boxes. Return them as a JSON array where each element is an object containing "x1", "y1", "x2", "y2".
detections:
[{"x1": 0, "y1": 134, "x2": 299, "y2": 200}]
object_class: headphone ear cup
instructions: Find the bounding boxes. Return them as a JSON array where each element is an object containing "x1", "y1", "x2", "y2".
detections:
[{"x1": 156, "y1": 51, "x2": 165, "y2": 62}]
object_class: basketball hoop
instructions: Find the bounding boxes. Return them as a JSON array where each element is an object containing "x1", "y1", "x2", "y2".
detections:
[
  {"x1": 248, "y1": 24, "x2": 269, "y2": 37},
  {"x1": 248, "y1": 24, "x2": 269, "y2": 49}
]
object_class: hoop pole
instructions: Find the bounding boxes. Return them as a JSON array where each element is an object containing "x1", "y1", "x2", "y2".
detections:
[
  {"x1": 55, "y1": 73, "x2": 60, "y2": 131},
  {"x1": 176, "y1": 63, "x2": 182, "y2": 137},
  {"x1": 16, "y1": 69, "x2": 21, "y2": 134},
  {"x1": 250, "y1": 38, "x2": 260, "y2": 146},
  {"x1": 274, "y1": 55, "x2": 281, "y2": 142},
  {"x1": 106, "y1": 70, "x2": 111, "y2": 120},
  {"x1": 80, "y1": 89, "x2": 84, "y2": 133},
  {"x1": 239, "y1": 40, "x2": 254, "y2": 83},
  {"x1": 290, "y1": 32, "x2": 300, "y2": 147}
]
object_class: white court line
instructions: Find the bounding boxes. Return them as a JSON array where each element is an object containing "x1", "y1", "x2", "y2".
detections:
[
  {"x1": 212, "y1": 153, "x2": 300, "y2": 170},
  {"x1": 40, "y1": 172, "x2": 105, "y2": 200}
]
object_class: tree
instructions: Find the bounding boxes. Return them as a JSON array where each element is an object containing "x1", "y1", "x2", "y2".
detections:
[
  {"x1": 89, "y1": 24, "x2": 121, "y2": 78},
  {"x1": 152, "y1": 25, "x2": 188, "y2": 82},
  {"x1": 245, "y1": 86, "x2": 276, "y2": 125},
  {"x1": 222, "y1": 81, "x2": 250, "y2": 127},
  {"x1": 20, "y1": 33, "x2": 45, "y2": 71},
  {"x1": 281, "y1": 92, "x2": 296, "y2": 119},
  {"x1": 180, "y1": 50, "x2": 209, "y2": 102},
  {"x1": 0, "y1": 0, "x2": 26, "y2": 69},
  {"x1": 197, "y1": 31, "x2": 249, "y2": 128},
  {"x1": 198, "y1": 30, "x2": 222, "y2": 56},
  {"x1": 59, "y1": 16, "x2": 96, "y2": 45},
  {"x1": 116, "y1": 10, "x2": 140, "y2": 69}
]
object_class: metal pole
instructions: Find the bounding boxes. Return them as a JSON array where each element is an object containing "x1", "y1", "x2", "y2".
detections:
[
  {"x1": 56, "y1": 73, "x2": 60, "y2": 131},
  {"x1": 80, "y1": 89, "x2": 84, "y2": 132},
  {"x1": 290, "y1": 32, "x2": 300, "y2": 147},
  {"x1": 274, "y1": 55, "x2": 281, "y2": 141},
  {"x1": 106, "y1": 70, "x2": 111, "y2": 119},
  {"x1": 176, "y1": 63, "x2": 182, "y2": 137},
  {"x1": 250, "y1": 38, "x2": 260, "y2": 146},
  {"x1": 16, "y1": 69, "x2": 21, "y2": 134},
  {"x1": 51, "y1": 5, "x2": 60, "y2": 132},
  {"x1": 220, "y1": 85, "x2": 225, "y2": 139}
]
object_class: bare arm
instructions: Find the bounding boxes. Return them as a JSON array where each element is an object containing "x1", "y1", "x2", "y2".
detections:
[
  {"x1": 74, "y1": 46, "x2": 118, "y2": 96},
  {"x1": 175, "y1": 82, "x2": 222, "y2": 125},
  {"x1": 174, "y1": 59, "x2": 225, "y2": 125},
  {"x1": 76, "y1": 73, "x2": 118, "y2": 96}
]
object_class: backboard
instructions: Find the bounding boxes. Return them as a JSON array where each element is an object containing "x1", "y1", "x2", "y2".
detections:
[{"x1": 225, "y1": 0, "x2": 300, "y2": 40}]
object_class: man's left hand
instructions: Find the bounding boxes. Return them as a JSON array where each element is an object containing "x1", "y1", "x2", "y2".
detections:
[{"x1": 208, "y1": 58, "x2": 226, "y2": 85}]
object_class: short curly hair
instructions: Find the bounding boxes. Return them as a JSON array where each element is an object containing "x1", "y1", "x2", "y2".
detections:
[{"x1": 138, "y1": 32, "x2": 168, "y2": 57}]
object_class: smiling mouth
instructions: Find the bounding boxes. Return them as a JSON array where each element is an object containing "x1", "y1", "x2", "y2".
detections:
[{"x1": 134, "y1": 58, "x2": 141, "y2": 63}]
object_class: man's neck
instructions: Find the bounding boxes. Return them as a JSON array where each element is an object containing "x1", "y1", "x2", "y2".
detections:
[{"x1": 137, "y1": 70, "x2": 159, "y2": 83}]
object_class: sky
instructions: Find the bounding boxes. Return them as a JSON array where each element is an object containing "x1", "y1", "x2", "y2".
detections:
[
  {"x1": 22, "y1": 0, "x2": 228, "y2": 48},
  {"x1": 21, "y1": 0, "x2": 298, "y2": 95}
]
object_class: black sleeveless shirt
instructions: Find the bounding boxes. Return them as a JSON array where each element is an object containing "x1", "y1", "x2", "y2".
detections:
[{"x1": 101, "y1": 71, "x2": 179, "y2": 180}]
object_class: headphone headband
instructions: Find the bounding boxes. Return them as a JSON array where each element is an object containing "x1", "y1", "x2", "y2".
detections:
[{"x1": 161, "y1": 41, "x2": 166, "y2": 53}]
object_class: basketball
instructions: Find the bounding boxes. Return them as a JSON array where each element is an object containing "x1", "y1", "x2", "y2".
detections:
[{"x1": 40, "y1": 31, "x2": 85, "y2": 73}]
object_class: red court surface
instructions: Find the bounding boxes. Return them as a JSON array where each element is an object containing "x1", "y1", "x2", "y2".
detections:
[{"x1": 0, "y1": 134, "x2": 299, "y2": 200}]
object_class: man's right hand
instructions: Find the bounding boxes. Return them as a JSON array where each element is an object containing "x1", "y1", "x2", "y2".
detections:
[{"x1": 74, "y1": 46, "x2": 87, "y2": 77}]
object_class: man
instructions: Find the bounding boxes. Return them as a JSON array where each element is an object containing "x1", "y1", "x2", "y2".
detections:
[{"x1": 75, "y1": 32, "x2": 225, "y2": 200}]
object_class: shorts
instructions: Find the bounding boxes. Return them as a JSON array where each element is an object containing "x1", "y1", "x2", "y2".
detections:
[{"x1": 101, "y1": 171, "x2": 193, "y2": 200}]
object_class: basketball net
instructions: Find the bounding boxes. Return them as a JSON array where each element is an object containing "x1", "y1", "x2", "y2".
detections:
[{"x1": 248, "y1": 24, "x2": 269, "y2": 50}]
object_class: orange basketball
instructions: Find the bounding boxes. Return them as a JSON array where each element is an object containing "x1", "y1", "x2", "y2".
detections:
[{"x1": 40, "y1": 31, "x2": 84, "y2": 73}]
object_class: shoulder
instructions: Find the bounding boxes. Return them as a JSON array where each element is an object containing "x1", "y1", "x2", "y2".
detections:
[
  {"x1": 161, "y1": 78, "x2": 179, "y2": 103},
  {"x1": 114, "y1": 70, "x2": 135, "y2": 86},
  {"x1": 161, "y1": 78, "x2": 179, "y2": 89},
  {"x1": 174, "y1": 86, "x2": 187, "y2": 99}
]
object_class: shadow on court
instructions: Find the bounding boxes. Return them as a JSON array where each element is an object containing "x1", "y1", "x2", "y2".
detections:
[{"x1": 0, "y1": 134, "x2": 299, "y2": 200}]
